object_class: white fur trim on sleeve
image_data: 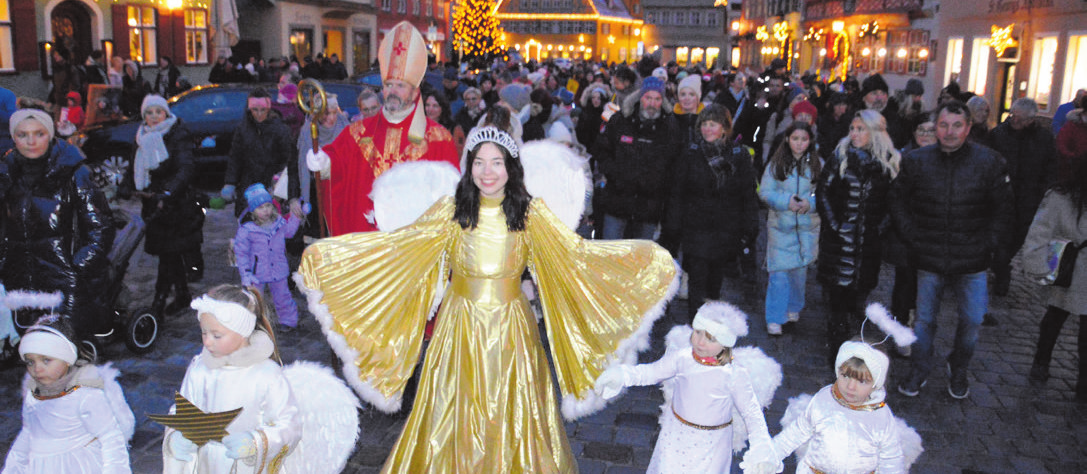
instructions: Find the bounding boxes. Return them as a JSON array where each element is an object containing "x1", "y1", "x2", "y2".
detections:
[
  {"x1": 559, "y1": 259, "x2": 681, "y2": 421},
  {"x1": 371, "y1": 161, "x2": 459, "y2": 232},
  {"x1": 292, "y1": 272, "x2": 403, "y2": 413}
]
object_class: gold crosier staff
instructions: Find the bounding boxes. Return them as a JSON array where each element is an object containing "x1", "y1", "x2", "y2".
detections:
[{"x1": 296, "y1": 79, "x2": 329, "y2": 237}]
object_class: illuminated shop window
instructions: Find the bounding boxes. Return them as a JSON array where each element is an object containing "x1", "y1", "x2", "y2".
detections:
[
  {"x1": 1062, "y1": 34, "x2": 1087, "y2": 105},
  {"x1": 1029, "y1": 35, "x2": 1057, "y2": 110},
  {"x1": 968, "y1": 37, "x2": 989, "y2": 95},
  {"x1": 184, "y1": 9, "x2": 208, "y2": 64},
  {"x1": 128, "y1": 5, "x2": 157, "y2": 65}
]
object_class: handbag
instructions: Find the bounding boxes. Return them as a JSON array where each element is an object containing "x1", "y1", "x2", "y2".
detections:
[{"x1": 1040, "y1": 239, "x2": 1083, "y2": 288}]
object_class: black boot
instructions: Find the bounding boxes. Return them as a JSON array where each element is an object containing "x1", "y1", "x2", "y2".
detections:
[
  {"x1": 184, "y1": 250, "x2": 205, "y2": 283},
  {"x1": 151, "y1": 291, "x2": 168, "y2": 317},
  {"x1": 165, "y1": 286, "x2": 192, "y2": 315}
]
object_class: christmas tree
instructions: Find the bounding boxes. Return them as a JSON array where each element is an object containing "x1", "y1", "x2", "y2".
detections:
[{"x1": 451, "y1": 0, "x2": 506, "y2": 62}]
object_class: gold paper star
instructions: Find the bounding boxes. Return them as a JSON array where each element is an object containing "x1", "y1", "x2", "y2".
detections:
[{"x1": 148, "y1": 392, "x2": 243, "y2": 447}]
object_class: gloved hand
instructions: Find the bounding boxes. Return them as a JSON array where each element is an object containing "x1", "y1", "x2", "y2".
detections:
[
  {"x1": 167, "y1": 432, "x2": 198, "y2": 462},
  {"x1": 521, "y1": 279, "x2": 537, "y2": 301},
  {"x1": 222, "y1": 432, "x2": 257, "y2": 460},
  {"x1": 306, "y1": 149, "x2": 331, "y2": 174},
  {"x1": 739, "y1": 444, "x2": 783, "y2": 474},
  {"x1": 288, "y1": 198, "x2": 304, "y2": 219},
  {"x1": 601, "y1": 102, "x2": 621, "y2": 122},
  {"x1": 593, "y1": 367, "x2": 626, "y2": 400},
  {"x1": 220, "y1": 184, "x2": 236, "y2": 202},
  {"x1": 739, "y1": 461, "x2": 781, "y2": 474}
]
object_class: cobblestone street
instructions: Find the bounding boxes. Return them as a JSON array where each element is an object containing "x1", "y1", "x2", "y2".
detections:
[{"x1": 0, "y1": 199, "x2": 1084, "y2": 473}]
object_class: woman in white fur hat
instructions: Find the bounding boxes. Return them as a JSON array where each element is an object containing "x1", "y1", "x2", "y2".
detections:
[{"x1": 594, "y1": 301, "x2": 780, "y2": 473}]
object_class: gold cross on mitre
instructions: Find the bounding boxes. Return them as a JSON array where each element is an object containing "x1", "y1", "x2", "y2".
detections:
[{"x1": 148, "y1": 392, "x2": 243, "y2": 446}]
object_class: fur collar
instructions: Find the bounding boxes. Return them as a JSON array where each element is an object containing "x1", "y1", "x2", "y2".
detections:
[
  {"x1": 24, "y1": 362, "x2": 104, "y2": 397},
  {"x1": 200, "y1": 330, "x2": 276, "y2": 369}
]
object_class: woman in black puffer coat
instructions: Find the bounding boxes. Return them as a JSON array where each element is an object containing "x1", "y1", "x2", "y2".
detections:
[
  {"x1": 817, "y1": 109, "x2": 899, "y2": 365},
  {"x1": 1, "y1": 109, "x2": 115, "y2": 339},
  {"x1": 664, "y1": 104, "x2": 759, "y2": 323},
  {"x1": 118, "y1": 95, "x2": 203, "y2": 317}
]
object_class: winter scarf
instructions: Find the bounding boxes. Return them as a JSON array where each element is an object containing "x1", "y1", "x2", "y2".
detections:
[
  {"x1": 702, "y1": 138, "x2": 736, "y2": 190},
  {"x1": 133, "y1": 114, "x2": 178, "y2": 190}
]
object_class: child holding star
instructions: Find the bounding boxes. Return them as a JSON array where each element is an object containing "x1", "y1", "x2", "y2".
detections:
[{"x1": 162, "y1": 284, "x2": 301, "y2": 474}]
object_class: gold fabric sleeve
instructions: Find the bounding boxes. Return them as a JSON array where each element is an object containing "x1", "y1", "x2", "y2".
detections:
[
  {"x1": 525, "y1": 199, "x2": 677, "y2": 409},
  {"x1": 296, "y1": 197, "x2": 455, "y2": 408}
]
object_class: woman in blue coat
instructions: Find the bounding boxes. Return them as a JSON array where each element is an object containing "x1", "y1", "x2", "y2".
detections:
[{"x1": 759, "y1": 122, "x2": 820, "y2": 336}]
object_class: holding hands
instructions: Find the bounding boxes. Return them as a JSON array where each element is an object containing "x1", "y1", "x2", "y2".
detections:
[{"x1": 593, "y1": 367, "x2": 627, "y2": 400}]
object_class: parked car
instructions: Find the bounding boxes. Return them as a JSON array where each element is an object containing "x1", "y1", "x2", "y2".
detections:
[
  {"x1": 71, "y1": 81, "x2": 369, "y2": 192},
  {"x1": 353, "y1": 67, "x2": 442, "y2": 95}
]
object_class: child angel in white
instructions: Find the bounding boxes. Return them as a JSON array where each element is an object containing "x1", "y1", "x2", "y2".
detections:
[
  {"x1": 3, "y1": 314, "x2": 134, "y2": 474},
  {"x1": 594, "y1": 301, "x2": 781, "y2": 473},
  {"x1": 754, "y1": 303, "x2": 924, "y2": 474}
]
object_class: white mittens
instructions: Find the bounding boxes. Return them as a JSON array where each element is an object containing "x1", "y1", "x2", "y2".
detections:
[
  {"x1": 593, "y1": 367, "x2": 627, "y2": 400},
  {"x1": 739, "y1": 444, "x2": 784, "y2": 474},
  {"x1": 167, "y1": 432, "x2": 198, "y2": 462},
  {"x1": 739, "y1": 461, "x2": 781, "y2": 474},
  {"x1": 305, "y1": 149, "x2": 331, "y2": 179},
  {"x1": 222, "y1": 432, "x2": 258, "y2": 460}
]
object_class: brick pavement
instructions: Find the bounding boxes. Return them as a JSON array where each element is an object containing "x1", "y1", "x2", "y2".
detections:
[{"x1": 0, "y1": 199, "x2": 1084, "y2": 473}]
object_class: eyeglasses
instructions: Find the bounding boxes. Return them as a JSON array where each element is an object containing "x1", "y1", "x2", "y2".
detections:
[{"x1": 916, "y1": 128, "x2": 936, "y2": 135}]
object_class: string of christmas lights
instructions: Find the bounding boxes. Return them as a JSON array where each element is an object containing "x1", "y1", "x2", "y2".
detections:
[{"x1": 452, "y1": 0, "x2": 507, "y2": 60}]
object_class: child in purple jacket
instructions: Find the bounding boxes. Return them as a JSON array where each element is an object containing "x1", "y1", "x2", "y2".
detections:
[{"x1": 234, "y1": 184, "x2": 303, "y2": 329}]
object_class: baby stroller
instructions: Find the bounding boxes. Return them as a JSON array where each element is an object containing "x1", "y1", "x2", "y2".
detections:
[{"x1": 8, "y1": 210, "x2": 160, "y2": 357}]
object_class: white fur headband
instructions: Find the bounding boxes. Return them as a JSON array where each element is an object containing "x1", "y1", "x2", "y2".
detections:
[
  {"x1": 691, "y1": 301, "x2": 749, "y2": 348},
  {"x1": 835, "y1": 340, "x2": 890, "y2": 391},
  {"x1": 19, "y1": 325, "x2": 78, "y2": 365},
  {"x1": 191, "y1": 296, "x2": 256, "y2": 338}
]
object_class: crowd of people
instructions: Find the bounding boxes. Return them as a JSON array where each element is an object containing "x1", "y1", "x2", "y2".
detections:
[{"x1": 1, "y1": 18, "x2": 1086, "y2": 472}]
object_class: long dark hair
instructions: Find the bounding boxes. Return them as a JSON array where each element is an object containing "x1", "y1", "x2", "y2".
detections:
[
  {"x1": 453, "y1": 141, "x2": 531, "y2": 231},
  {"x1": 769, "y1": 122, "x2": 821, "y2": 181},
  {"x1": 423, "y1": 91, "x2": 455, "y2": 131}
]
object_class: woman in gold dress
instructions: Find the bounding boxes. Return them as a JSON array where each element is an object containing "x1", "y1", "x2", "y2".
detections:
[{"x1": 295, "y1": 127, "x2": 677, "y2": 473}]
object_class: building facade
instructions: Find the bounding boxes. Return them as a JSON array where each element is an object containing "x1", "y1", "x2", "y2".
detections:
[
  {"x1": 641, "y1": 0, "x2": 729, "y2": 68},
  {"x1": 935, "y1": 0, "x2": 1087, "y2": 120},
  {"x1": 238, "y1": 0, "x2": 379, "y2": 76},
  {"x1": 495, "y1": 0, "x2": 644, "y2": 63},
  {"x1": 1, "y1": 0, "x2": 222, "y2": 99}
]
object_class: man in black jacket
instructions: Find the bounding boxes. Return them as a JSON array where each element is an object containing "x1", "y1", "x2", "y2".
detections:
[
  {"x1": 594, "y1": 75, "x2": 678, "y2": 240},
  {"x1": 988, "y1": 98, "x2": 1056, "y2": 296},
  {"x1": 891, "y1": 101, "x2": 1013, "y2": 400}
]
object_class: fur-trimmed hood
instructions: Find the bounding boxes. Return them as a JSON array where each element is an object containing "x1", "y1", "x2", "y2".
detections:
[{"x1": 579, "y1": 84, "x2": 613, "y2": 108}]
